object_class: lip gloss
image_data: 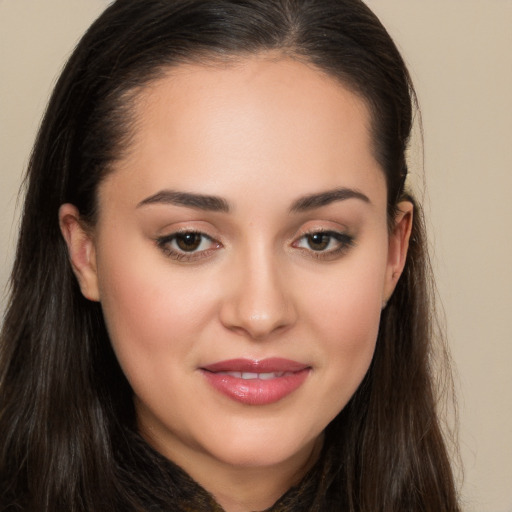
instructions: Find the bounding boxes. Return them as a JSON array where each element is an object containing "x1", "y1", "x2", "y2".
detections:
[{"x1": 200, "y1": 358, "x2": 311, "y2": 405}]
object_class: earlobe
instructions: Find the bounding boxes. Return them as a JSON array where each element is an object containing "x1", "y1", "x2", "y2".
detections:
[
  {"x1": 59, "y1": 204, "x2": 100, "y2": 302},
  {"x1": 383, "y1": 201, "x2": 414, "y2": 303}
]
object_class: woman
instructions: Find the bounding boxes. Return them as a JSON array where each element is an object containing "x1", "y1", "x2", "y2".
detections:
[{"x1": 0, "y1": 0, "x2": 460, "y2": 510}]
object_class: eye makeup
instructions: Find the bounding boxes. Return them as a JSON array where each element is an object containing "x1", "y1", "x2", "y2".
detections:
[
  {"x1": 292, "y1": 229, "x2": 355, "y2": 261},
  {"x1": 155, "y1": 226, "x2": 355, "y2": 264},
  {"x1": 156, "y1": 230, "x2": 222, "y2": 262}
]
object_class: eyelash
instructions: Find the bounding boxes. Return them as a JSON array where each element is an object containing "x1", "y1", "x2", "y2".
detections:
[
  {"x1": 292, "y1": 230, "x2": 355, "y2": 260},
  {"x1": 156, "y1": 230, "x2": 221, "y2": 262},
  {"x1": 155, "y1": 229, "x2": 355, "y2": 262}
]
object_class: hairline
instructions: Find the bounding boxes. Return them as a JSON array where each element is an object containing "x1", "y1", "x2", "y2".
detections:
[{"x1": 89, "y1": 50, "x2": 384, "y2": 223}]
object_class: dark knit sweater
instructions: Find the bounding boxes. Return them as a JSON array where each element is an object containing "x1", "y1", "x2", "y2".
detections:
[{"x1": 116, "y1": 431, "x2": 339, "y2": 512}]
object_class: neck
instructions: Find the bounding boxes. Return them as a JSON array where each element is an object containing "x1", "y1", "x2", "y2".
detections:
[
  {"x1": 209, "y1": 438, "x2": 323, "y2": 512},
  {"x1": 141, "y1": 427, "x2": 324, "y2": 512}
]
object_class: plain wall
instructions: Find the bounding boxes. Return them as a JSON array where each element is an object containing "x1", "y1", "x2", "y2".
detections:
[{"x1": 1, "y1": 1, "x2": 511, "y2": 510}]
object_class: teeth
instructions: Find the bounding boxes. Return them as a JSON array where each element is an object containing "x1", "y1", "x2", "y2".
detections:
[
  {"x1": 218, "y1": 371, "x2": 288, "y2": 380},
  {"x1": 259, "y1": 372, "x2": 277, "y2": 380},
  {"x1": 223, "y1": 372, "x2": 242, "y2": 378},
  {"x1": 241, "y1": 372, "x2": 259, "y2": 380}
]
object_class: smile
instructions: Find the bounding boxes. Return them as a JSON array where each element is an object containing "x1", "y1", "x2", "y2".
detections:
[
  {"x1": 200, "y1": 358, "x2": 311, "y2": 406},
  {"x1": 215, "y1": 371, "x2": 295, "y2": 380}
]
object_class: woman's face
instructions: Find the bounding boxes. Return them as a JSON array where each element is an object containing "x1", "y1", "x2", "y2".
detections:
[{"x1": 62, "y1": 57, "x2": 411, "y2": 480}]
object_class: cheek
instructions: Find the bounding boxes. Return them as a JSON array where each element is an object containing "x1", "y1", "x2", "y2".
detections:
[
  {"x1": 300, "y1": 250, "x2": 387, "y2": 407},
  {"x1": 94, "y1": 237, "x2": 217, "y2": 379},
  {"x1": 306, "y1": 248, "x2": 386, "y2": 339}
]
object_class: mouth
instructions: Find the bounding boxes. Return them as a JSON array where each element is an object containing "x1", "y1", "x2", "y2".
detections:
[
  {"x1": 212, "y1": 370, "x2": 297, "y2": 380},
  {"x1": 200, "y1": 358, "x2": 311, "y2": 406}
]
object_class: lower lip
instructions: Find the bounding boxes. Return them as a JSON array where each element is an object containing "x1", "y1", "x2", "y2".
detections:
[{"x1": 201, "y1": 369, "x2": 310, "y2": 406}]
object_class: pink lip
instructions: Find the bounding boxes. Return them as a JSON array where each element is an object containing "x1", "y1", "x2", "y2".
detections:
[{"x1": 200, "y1": 358, "x2": 311, "y2": 406}]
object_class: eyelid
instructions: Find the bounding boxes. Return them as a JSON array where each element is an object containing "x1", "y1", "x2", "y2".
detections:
[
  {"x1": 153, "y1": 222, "x2": 355, "y2": 263},
  {"x1": 291, "y1": 227, "x2": 355, "y2": 260},
  {"x1": 155, "y1": 228, "x2": 223, "y2": 262}
]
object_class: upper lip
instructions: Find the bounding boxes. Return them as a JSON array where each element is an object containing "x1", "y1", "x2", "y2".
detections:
[{"x1": 201, "y1": 358, "x2": 310, "y2": 373}]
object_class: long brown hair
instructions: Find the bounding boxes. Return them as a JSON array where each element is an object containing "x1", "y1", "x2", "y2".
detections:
[{"x1": 0, "y1": 0, "x2": 459, "y2": 510}]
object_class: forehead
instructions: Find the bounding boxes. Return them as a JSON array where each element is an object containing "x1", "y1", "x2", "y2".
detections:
[
  {"x1": 102, "y1": 56, "x2": 385, "y2": 211},
  {"x1": 131, "y1": 56, "x2": 372, "y2": 154}
]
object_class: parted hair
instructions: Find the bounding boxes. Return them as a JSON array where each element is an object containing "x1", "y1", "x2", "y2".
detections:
[{"x1": 0, "y1": 0, "x2": 459, "y2": 510}]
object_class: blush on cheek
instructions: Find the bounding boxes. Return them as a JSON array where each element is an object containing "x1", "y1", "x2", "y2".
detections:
[
  {"x1": 312, "y1": 277, "x2": 382, "y2": 391},
  {"x1": 315, "y1": 280, "x2": 382, "y2": 340}
]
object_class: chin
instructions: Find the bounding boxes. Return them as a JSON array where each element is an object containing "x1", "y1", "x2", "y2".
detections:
[{"x1": 204, "y1": 427, "x2": 320, "y2": 470}]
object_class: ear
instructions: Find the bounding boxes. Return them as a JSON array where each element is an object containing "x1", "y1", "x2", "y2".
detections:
[
  {"x1": 59, "y1": 204, "x2": 100, "y2": 302},
  {"x1": 382, "y1": 201, "x2": 414, "y2": 305}
]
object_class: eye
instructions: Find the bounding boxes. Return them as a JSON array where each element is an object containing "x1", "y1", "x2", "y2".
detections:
[
  {"x1": 173, "y1": 232, "x2": 207, "y2": 252},
  {"x1": 293, "y1": 230, "x2": 354, "y2": 258},
  {"x1": 156, "y1": 231, "x2": 221, "y2": 261}
]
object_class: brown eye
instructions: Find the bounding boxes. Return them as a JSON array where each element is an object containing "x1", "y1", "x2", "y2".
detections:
[
  {"x1": 293, "y1": 230, "x2": 355, "y2": 258},
  {"x1": 306, "y1": 233, "x2": 330, "y2": 251},
  {"x1": 156, "y1": 231, "x2": 221, "y2": 261},
  {"x1": 175, "y1": 233, "x2": 203, "y2": 252}
]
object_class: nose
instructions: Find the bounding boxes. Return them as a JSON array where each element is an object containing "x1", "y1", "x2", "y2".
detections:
[{"x1": 219, "y1": 248, "x2": 298, "y2": 341}]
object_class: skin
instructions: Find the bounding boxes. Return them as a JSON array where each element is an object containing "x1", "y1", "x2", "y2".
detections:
[{"x1": 60, "y1": 56, "x2": 412, "y2": 512}]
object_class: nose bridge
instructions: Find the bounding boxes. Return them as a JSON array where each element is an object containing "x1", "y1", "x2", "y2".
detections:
[{"x1": 220, "y1": 239, "x2": 296, "y2": 339}]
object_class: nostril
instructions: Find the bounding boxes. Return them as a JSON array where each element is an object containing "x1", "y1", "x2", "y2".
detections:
[
  {"x1": 218, "y1": 258, "x2": 298, "y2": 339},
  {"x1": 220, "y1": 301, "x2": 297, "y2": 341}
]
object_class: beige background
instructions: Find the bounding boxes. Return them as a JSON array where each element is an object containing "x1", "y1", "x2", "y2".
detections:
[{"x1": 1, "y1": 1, "x2": 511, "y2": 510}]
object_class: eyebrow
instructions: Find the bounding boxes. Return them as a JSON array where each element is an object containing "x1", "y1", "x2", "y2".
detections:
[
  {"x1": 137, "y1": 186, "x2": 369, "y2": 214},
  {"x1": 137, "y1": 190, "x2": 230, "y2": 212},
  {"x1": 290, "y1": 187, "x2": 370, "y2": 212}
]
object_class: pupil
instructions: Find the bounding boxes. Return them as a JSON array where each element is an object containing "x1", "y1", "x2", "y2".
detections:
[
  {"x1": 176, "y1": 233, "x2": 201, "y2": 251},
  {"x1": 308, "y1": 233, "x2": 329, "y2": 251}
]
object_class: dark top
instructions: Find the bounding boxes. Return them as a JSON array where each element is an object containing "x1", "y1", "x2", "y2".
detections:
[{"x1": 116, "y1": 430, "x2": 339, "y2": 512}]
